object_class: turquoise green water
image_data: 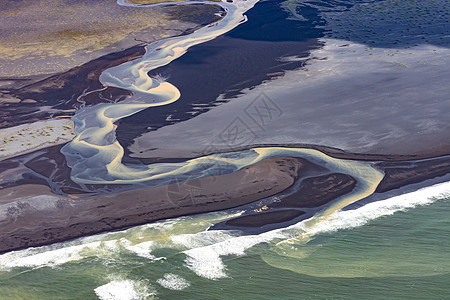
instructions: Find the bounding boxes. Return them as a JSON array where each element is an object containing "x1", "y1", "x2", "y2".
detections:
[{"x1": 0, "y1": 182, "x2": 449, "y2": 299}]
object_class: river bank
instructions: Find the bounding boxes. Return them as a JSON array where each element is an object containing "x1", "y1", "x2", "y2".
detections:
[{"x1": 1, "y1": 149, "x2": 449, "y2": 254}]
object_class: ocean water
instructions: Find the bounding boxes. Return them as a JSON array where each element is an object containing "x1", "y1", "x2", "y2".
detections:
[
  {"x1": 1, "y1": 0, "x2": 449, "y2": 299},
  {"x1": 0, "y1": 182, "x2": 449, "y2": 299}
]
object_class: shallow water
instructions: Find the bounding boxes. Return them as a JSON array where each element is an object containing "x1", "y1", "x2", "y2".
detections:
[
  {"x1": 1, "y1": 0, "x2": 449, "y2": 298},
  {"x1": 0, "y1": 182, "x2": 448, "y2": 299}
]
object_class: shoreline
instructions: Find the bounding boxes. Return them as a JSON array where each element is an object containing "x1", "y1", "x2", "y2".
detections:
[
  {"x1": 0, "y1": 148, "x2": 449, "y2": 254},
  {"x1": 0, "y1": 0, "x2": 448, "y2": 256},
  {"x1": 212, "y1": 153, "x2": 450, "y2": 233},
  {"x1": 0, "y1": 156, "x2": 301, "y2": 253}
]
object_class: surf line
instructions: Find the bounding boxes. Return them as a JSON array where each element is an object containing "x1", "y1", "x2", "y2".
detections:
[{"x1": 61, "y1": 1, "x2": 384, "y2": 222}]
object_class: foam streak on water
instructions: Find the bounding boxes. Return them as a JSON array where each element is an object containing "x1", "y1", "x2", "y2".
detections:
[
  {"x1": 94, "y1": 279, "x2": 156, "y2": 300},
  {"x1": 57, "y1": 0, "x2": 387, "y2": 256},
  {"x1": 0, "y1": 182, "x2": 448, "y2": 283},
  {"x1": 156, "y1": 273, "x2": 190, "y2": 290},
  {"x1": 57, "y1": 2, "x2": 384, "y2": 233},
  {"x1": 180, "y1": 181, "x2": 450, "y2": 279},
  {"x1": 286, "y1": 181, "x2": 450, "y2": 237}
]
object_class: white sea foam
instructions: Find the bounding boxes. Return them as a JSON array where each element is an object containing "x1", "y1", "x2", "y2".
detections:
[
  {"x1": 0, "y1": 235, "x2": 169, "y2": 271},
  {"x1": 296, "y1": 181, "x2": 450, "y2": 237},
  {"x1": 123, "y1": 240, "x2": 156, "y2": 260},
  {"x1": 183, "y1": 231, "x2": 282, "y2": 279},
  {"x1": 0, "y1": 243, "x2": 84, "y2": 269},
  {"x1": 1, "y1": 181, "x2": 447, "y2": 282},
  {"x1": 0, "y1": 214, "x2": 217, "y2": 271},
  {"x1": 0, "y1": 238, "x2": 120, "y2": 270},
  {"x1": 156, "y1": 273, "x2": 190, "y2": 290},
  {"x1": 94, "y1": 279, "x2": 155, "y2": 300},
  {"x1": 171, "y1": 230, "x2": 237, "y2": 249},
  {"x1": 181, "y1": 181, "x2": 450, "y2": 279},
  {"x1": 142, "y1": 219, "x2": 176, "y2": 231},
  {"x1": 184, "y1": 246, "x2": 227, "y2": 280}
]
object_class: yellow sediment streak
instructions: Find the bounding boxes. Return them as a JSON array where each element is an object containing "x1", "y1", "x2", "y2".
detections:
[
  {"x1": 61, "y1": 0, "x2": 261, "y2": 185},
  {"x1": 62, "y1": 0, "x2": 385, "y2": 224},
  {"x1": 273, "y1": 151, "x2": 384, "y2": 246}
]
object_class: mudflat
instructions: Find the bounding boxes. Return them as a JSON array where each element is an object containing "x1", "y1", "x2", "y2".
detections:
[{"x1": 0, "y1": 157, "x2": 302, "y2": 253}]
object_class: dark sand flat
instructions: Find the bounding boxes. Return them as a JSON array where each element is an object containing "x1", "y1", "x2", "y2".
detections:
[
  {"x1": 0, "y1": 151, "x2": 449, "y2": 253},
  {"x1": 0, "y1": 157, "x2": 302, "y2": 253},
  {"x1": 269, "y1": 173, "x2": 356, "y2": 209},
  {"x1": 224, "y1": 209, "x2": 305, "y2": 228},
  {"x1": 209, "y1": 152, "x2": 450, "y2": 232}
]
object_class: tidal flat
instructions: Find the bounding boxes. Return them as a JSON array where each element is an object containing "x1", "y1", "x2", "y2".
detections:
[{"x1": 0, "y1": 0, "x2": 449, "y2": 299}]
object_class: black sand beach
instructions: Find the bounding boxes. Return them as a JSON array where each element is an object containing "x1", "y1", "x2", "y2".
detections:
[
  {"x1": 1, "y1": 149, "x2": 449, "y2": 253},
  {"x1": 0, "y1": 0, "x2": 449, "y2": 256}
]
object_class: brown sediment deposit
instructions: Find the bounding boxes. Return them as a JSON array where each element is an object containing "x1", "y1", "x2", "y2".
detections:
[
  {"x1": 0, "y1": 157, "x2": 302, "y2": 254},
  {"x1": 0, "y1": 0, "x2": 224, "y2": 78},
  {"x1": 225, "y1": 209, "x2": 305, "y2": 227},
  {"x1": 0, "y1": 143, "x2": 449, "y2": 253},
  {"x1": 269, "y1": 173, "x2": 357, "y2": 209},
  {"x1": 213, "y1": 151, "x2": 450, "y2": 231}
]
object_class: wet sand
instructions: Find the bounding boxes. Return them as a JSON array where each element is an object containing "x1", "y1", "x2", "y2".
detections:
[
  {"x1": 269, "y1": 173, "x2": 356, "y2": 209},
  {"x1": 0, "y1": 4, "x2": 224, "y2": 130},
  {"x1": 128, "y1": 39, "x2": 450, "y2": 159},
  {"x1": 375, "y1": 156, "x2": 450, "y2": 193},
  {"x1": 210, "y1": 152, "x2": 450, "y2": 232},
  {"x1": 225, "y1": 209, "x2": 305, "y2": 228},
  {"x1": 0, "y1": 150, "x2": 449, "y2": 253},
  {"x1": 1, "y1": 0, "x2": 449, "y2": 255},
  {"x1": 0, "y1": 157, "x2": 302, "y2": 253}
]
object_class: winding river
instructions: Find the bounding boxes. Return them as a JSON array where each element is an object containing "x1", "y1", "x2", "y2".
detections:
[
  {"x1": 1, "y1": 1, "x2": 450, "y2": 298},
  {"x1": 60, "y1": 0, "x2": 384, "y2": 224}
]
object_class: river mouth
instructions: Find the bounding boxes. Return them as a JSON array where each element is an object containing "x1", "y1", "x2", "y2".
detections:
[{"x1": 0, "y1": 0, "x2": 449, "y2": 298}]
